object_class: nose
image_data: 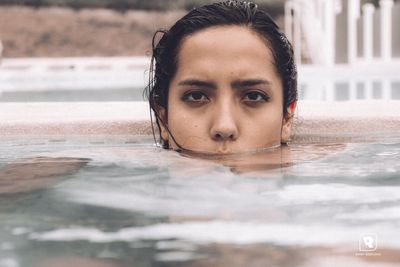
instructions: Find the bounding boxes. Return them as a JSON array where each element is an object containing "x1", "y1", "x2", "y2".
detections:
[{"x1": 210, "y1": 101, "x2": 239, "y2": 142}]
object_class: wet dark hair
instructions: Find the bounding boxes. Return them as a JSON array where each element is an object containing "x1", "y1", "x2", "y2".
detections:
[{"x1": 145, "y1": 0, "x2": 297, "y2": 149}]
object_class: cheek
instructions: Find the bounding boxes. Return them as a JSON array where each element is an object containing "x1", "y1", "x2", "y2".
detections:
[
  {"x1": 167, "y1": 107, "x2": 211, "y2": 149},
  {"x1": 167, "y1": 105, "x2": 207, "y2": 136},
  {"x1": 242, "y1": 107, "x2": 283, "y2": 138}
]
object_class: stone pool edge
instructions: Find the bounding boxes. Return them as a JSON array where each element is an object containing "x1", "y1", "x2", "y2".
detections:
[{"x1": 1, "y1": 101, "x2": 399, "y2": 139}]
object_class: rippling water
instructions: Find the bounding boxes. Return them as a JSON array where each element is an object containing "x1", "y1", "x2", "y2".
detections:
[{"x1": 1, "y1": 136, "x2": 400, "y2": 267}]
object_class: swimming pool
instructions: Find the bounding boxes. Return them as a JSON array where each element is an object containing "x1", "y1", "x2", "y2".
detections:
[
  {"x1": 1, "y1": 133, "x2": 400, "y2": 267},
  {"x1": 1, "y1": 58, "x2": 400, "y2": 266}
]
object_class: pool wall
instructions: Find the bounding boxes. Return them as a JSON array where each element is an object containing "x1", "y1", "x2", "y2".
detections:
[{"x1": 1, "y1": 101, "x2": 399, "y2": 140}]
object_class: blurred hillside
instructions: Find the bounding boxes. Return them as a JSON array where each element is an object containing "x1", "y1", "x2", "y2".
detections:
[
  {"x1": 0, "y1": 7, "x2": 187, "y2": 57},
  {"x1": 0, "y1": 1, "x2": 284, "y2": 58},
  {"x1": 0, "y1": 0, "x2": 284, "y2": 12}
]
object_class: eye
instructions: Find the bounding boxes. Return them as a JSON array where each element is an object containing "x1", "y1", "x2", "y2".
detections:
[
  {"x1": 182, "y1": 91, "x2": 209, "y2": 103},
  {"x1": 243, "y1": 91, "x2": 269, "y2": 102}
]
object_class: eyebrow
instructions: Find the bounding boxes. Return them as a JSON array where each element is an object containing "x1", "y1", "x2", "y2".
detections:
[
  {"x1": 178, "y1": 79, "x2": 216, "y2": 89},
  {"x1": 231, "y1": 79, "x2": 272, "y2": 89},
  {"x1": 177, "y1": 79, "x2": 272, "y2": 90}
]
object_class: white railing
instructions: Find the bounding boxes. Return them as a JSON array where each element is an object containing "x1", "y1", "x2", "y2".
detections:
[
  {"x1": 285, "y1": 0, "x2": 342, "y2": 65},
  {"x1": 285, "y1": 0, "x2": 398, "y2": 65}
]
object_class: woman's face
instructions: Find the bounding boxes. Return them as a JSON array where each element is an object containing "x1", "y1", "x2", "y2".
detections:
[{"x1": 162, "y1": 25, "x2": 293, "y2": 154}]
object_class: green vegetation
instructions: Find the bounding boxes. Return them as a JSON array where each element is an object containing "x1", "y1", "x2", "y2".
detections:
[{"x1": 0, "y1": 0, "x2": 283, "y2": 11}]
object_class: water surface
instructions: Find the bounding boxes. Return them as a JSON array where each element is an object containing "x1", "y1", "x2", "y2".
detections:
[{"x1": 1, "y1": 136, "x2": 400, "y2": 267}]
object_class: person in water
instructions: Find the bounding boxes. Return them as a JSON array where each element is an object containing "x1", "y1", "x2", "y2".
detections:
[
  {"x1": 146, "y1": 0, "x2": 297, "y2": 155},
  {"x1": 0, "y1": 0, "x2": 298, "y2": 194}
]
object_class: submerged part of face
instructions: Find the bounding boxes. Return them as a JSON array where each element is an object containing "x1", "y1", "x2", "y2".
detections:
[{"x1": 161, "y1": 25, "x2": 293, "y2": 154}]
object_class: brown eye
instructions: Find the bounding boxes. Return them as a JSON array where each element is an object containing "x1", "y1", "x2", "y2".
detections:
[
  {"x1": 243, "y1": 91, "x2": 269, "y2": 102},
  {"x1": 182, "y1": 91, "x2": 209, "y2": 102}
]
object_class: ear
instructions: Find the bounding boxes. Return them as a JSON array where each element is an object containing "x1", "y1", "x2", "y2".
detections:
[
  {"x1": 156, "y1": 106, "x2": 169, "y2": 142},
  {"x1": 281, "y1": 101, "x2": 296, "y2": 143}
]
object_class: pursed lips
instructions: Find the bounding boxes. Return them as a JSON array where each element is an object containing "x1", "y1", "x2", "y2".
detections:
[{"x1": 215, "y1": 142, "x2": 231, "y2": 154}]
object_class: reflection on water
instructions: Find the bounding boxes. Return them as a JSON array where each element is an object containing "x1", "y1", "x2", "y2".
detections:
[
  {"x1": 1, "y1": 136, "x2": 400, "y2": 267},
  {"x1": 300, "y1": 80, "x2": 400, "y2": 101}
]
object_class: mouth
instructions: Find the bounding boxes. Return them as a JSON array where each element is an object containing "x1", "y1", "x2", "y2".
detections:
[
  {"x1": 215, "y1": 149, "x2": 230, "y2": 154},
  {"x1": 178, "y1": 147, "x2": 233, "y2": 159},
  {"x1": 177, "y1": 142, "x2": 282, "y2": 158},
  {"x1": 215, "y1": 142, "x2": 231, "y2": 154}
]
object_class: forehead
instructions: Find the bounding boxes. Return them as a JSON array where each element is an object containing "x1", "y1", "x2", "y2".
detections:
[{"x1": 175, "y1": 25, "x2": 278, "y2": 79}]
